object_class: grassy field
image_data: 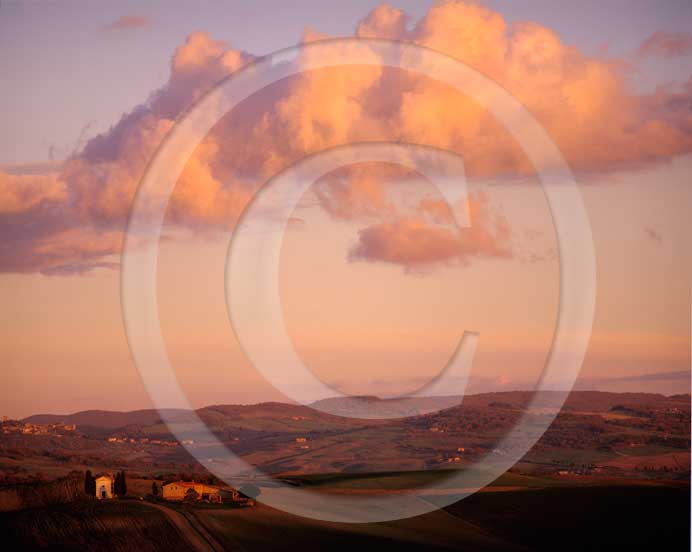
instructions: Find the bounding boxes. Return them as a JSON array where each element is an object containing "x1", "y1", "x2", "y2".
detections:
[
  {"x1": 0, "y1": 500, "x2": 192, "y2": 551},
  {"x1": 1, "y1": 481, "x2": 688, "y2": 551},
  {"x1": 444, "y1": 485, "x2": 690, "y2": 551},
  {"x1": 183, "y1": 482, "x2": 690, "y2": 551},
  {"x1": 189, "y1": 501, "x2": 523, "y2": 552},
  {"x1": 283, "y1": 468, "x2": 573, "y2": 490}
]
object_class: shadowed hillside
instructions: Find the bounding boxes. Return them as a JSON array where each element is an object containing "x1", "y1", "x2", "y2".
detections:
[
  {"x1": 0, "y1": 474, "x2": 83, "y2": 511},
  {"x1": 443, "y1": 485, "x2": 690, "y2": 551},
  {"x1": 0, "y1": 500, "x2": 192, "y2": 552}
]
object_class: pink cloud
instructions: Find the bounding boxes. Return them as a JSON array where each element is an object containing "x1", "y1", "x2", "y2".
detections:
[
  {"x1": 638, "y1": 31, "x2": 692, "y2": 58},
  {"x1": 103, "y1": 15, "x2": 149, "y2": 32},
  {"x1": 349, "y1": 192, "x2": 512, "y2": 269},
  {"x1": 0, "y1": 171, "x2": 65, "y2": 214},
  {"x1": 356, "y1": 3, "x2": 408, "y2": 39},
  {"x1": 3, "y1": 2, "x2": 692, "y2": 275}
]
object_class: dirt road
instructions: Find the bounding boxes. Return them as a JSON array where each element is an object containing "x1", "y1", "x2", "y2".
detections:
[{"x1": 138, "y1": 501, "x2": 233, "y2": 552}]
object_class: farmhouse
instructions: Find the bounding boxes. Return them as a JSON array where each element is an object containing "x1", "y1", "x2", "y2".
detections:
[
  {"x1": 162, "y1": 481, "x2": 241, "y2": 503},
  {"x1": 95, "y1": 475, "x2": 114, "y2": 499}
]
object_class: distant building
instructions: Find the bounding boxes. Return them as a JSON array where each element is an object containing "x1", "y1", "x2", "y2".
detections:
[
  {"x1": 295, "y1": 437, "x2": 307, "y2": 443},
  {"x1": 95, "y1": 475, "x2": 114, "y2": 499},
  {"x1": 162, "y1": 481, "x2": 241, "y2": 503}
]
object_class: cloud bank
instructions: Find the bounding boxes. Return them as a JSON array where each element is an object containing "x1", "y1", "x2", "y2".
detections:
[{"x1": 2, "y1": 1, "x2": 692, "y2": 274}]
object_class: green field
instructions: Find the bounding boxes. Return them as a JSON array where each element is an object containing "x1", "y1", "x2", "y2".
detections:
[{"x1": 283, "y1": 468, "x2": 570, "y2": 490}]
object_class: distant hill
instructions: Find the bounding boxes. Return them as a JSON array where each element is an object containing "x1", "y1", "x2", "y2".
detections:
[
  {"x1": 24, "y1": 409, "x2": 190, "y2": 429},
  {"x1": 22, "y1": 391, "x2": 690, "y2": 434},
  {"x1": 461, "y1": 390, "x2": 691, "y2": 413},
  {"x1": 310, "y1": 395, "x2": 464, "y2": 418}
]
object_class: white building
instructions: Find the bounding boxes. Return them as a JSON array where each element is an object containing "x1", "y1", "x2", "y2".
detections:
[{"x1": 95, "y1": 475, "x2": 114, "y2": 499}]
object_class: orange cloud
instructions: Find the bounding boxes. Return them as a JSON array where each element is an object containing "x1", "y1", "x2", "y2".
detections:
[
  {"x1": 0, "y1": 206, "x2": 123, "y2": 275},
  {"x1": 312, "y1": 163, "x2": 414, "y2": 221},
  {"x1": 349, "y1": 192, "x2": 512, "y2": 269},
  {"x1": 638, "y1": 31, "x2": 692, "y2": 58},
  {"x1": 0, "y1": 32, "x2": 253, "y2": 274},
  {"x1": 2, "y1": 2, "x2": 692, "y2": 274},
  {"x1": 356, "y1": 3, "x2": 407, "y2": 39},
  {"x1": 0, "y1": 171, "x2": 65, "y2": 214}
]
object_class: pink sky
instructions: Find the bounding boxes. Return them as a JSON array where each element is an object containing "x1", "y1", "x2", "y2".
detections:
[{"x1": 1, "y1": 1, "x2": 691, "y2": 418}]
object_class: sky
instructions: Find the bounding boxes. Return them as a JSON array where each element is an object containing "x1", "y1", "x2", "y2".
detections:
[{"x1": 1, "y1": 1, "x2": 691, "y2": 418}]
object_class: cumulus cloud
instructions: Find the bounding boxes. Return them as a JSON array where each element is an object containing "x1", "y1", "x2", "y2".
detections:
[
  {"x1": 0, "y1": 171, "x2": 65, "y2": 214},
  {"x1": 638, "y1": 31, "x2": 692, "y2": 58},
  {"x1": 0, "y1": 32, "x2": 252, "y2": 274},
  {"x1": 3, "y1": 1, "x2": 692, "y2": 274},
  {"x1": 356, "y1": 3, "x2": 408, "y2": 39},
  {"x1": 349, "y1": 192, "x2": 512, "y2": 269},
  {"x1": 103, "y1": 15, "x2": 149, "y2": 31},
  {"x1": 0, "y1": 200, "x2": 123, "y2": 275},
  {"x1": 312, "y1": 163, "x2": 412, "y2": 221}
]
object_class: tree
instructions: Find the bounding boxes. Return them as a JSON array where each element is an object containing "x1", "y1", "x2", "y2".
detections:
[
  {"x1": 184, "y1": 488, "x2": 199, "y2": 503},
  {"x1": 152, "y1": 481, "x2": 159, "y2": 497},
  {"x1": 112, "y1": 470, "x2": 128, "y2": 496},
  {"x1": 84, "y1": 470, "x2": 95, "y2": 496},
  {"x1": 113, "y1": 472, "x2": 121, "y2": 496}
]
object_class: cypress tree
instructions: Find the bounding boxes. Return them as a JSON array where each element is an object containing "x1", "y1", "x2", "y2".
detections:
[
  {"x1": 84, "y1": 470, "x2": 95, "y2": 495},
  {"x1": 114, "y1": 472, "x2": 122, "y2": 496}
]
